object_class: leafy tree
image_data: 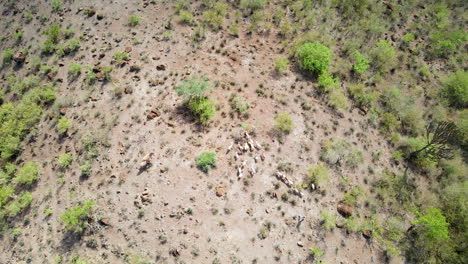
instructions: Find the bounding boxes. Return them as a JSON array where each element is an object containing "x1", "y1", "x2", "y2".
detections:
[
  {"x1": 412, "y1": 208, "x2": 449, "y2": 244},
  {"x1": 176, "y1": 77, "x2": 216, "y2": 125},
  {"x1": 196, "y1": 152, "x2": 216, "y2": 173},
  {"x1": 408, "y1": 122, "x2": 459, "y2": 163},
  {"x1": 60, "y1": 201, "x2": 94, "y2": 233},
  {"x1": 295, "y1": 43, "x2": 332, "y2": 74},
  {"x1": 441, "y1": 71, "x2": 467, "y2": 108}
]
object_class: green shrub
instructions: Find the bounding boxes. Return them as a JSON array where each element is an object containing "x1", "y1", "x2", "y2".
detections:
[
  {"x1": 50, "y1": 0, "x2": 62, "y2": 12},
  {"x1": 274, "y1": 57, "x2": 289, "y2": 73},
  {"x1": 403, "y1": 33, "x2": 415, "y2": 44},
  {"x1": 307, "y1": 164, "x2": 329, "y2": 188},
  {"x1": 13, "y1": 31, "x2": 23, "y2": 43},
  {"x1": 321, "y1": 139, "x2": 363, "y2": 167},
  {"x1": 2, "y1": 49, "x2": 14, "y2": 65},
  {"x1": 23, "y1": 85, "x2": 56, "y2": 105},
  {"x1": 66, "y1": 39, "x2": 80, "y2": 52},
  {"x1": 80, "y1": 161, "x2": 92, "y2": 177},
  {"x1": 441, "y1": 71, "x2": 467, "y2": 108},
  {"x1": 274, "y1": 112, "x2": 293, "y2": 134},
  {"x1": 240, "y1": 0, "x2": 267, "y2": 11},
  {"x1": 196, "y1": 152, "x2": 217, "y2": 173},
  {"x1": 380, "y1": 112, "x2": 400, "y2": 133},
  {"x1": 404, "y1": 137, "x2": 437, "y2": 168},
  {"x1": 0, "y1": 185, "x2": 15, "y2": 207},
  {"x1": 429, "y1": 29, "x2": 466, "y2": 58},
  {"x1": 413, "y1": 208, "x2": 449, "y2": 243},
  {"x1": 176, "y1": 76, "x2": 212, "y2": 99},
  {"x1": 328, "y1": 89, "x2": 349, "y2": 110},
  {"x1": 204, "y1": 2, "x2": 228, "y2": 30},
  {"x1": 309, "y1": 247, "x2": 325, "y2": 259},
  {"x1": 342, "y1": 186, "x2": 363, "y2": 206},
  {"x1": 13, "y1": 161, "x2": 39, "y2": 185},
  {"x1": 68, "y1": 63, "x2": 82, "y2": 76},
  {"x1": 230, "y1": 96, "x2": 250, "y2": 116},
  {"x1": 60, "y1": 201, "x2": 94, "y2": 233},
  {"x1": 57, "y1": 117, "x2": 71, "y2": 135},
  {"x1": 371, "y1": 40, "x2": 397, "y2": 73},
  {"x1": 57, "y1": 153, "x2": 72, "y2": 168},
  {"x1": 348, "y1": 83, "x2": 378, "y2": 109},
  {"x1": 113, "y1": 51, "x2": 129, "y2": 65},
  {"x1": 40, "y1": 40, "x2": 56, "y2": 55},
  {"x1": 30, "y1": 56, "x2": 41, "y2": 71},
  {"x1": 188, "y1": 96, "x2": 216, "y2": 125},
  {"x1": 4, "y1": 191, "x2": 32, "y2": 217},
  {"x1": 10, "y1": 75, "x2": 40, "y2": 95},
  {"x1": 228, "y1": 23, "x2": 239, "y2": 37},
  {"x1": 352, "y1": 50, "x2": 370, "y2": 74},
  {"x1": 179, "y1": 10, "x2": 194, "y2": 24},
  {"x1": 295, "y1": 42, "x2": 332, "y2": 74},
  {"x1": 128, "y1": 15, "x2": 141, "y2": 27},
  {"x1": 317, "y1": 72, "x2": 339, "y2": 91},
  {"x1": 24, "y1": 12, "x2": 34, "y2": 23},
  {"x1": 101, "y1": 66, "x2": 113, "y2": 81},
  {"x1": 43, "y1": 24, "x2": 61, "y2": 44},
  {"x1": 319, "y1": 210, "x2": 336, "y2": 231},
  {"x1": 0, "y1": 102, "x2": 43, "y2": 159}
]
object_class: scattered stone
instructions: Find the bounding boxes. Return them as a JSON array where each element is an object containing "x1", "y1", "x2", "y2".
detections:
[
  {"x1": 337, "y1": 201, "x2": 353, "y2": 218},
  {"x1": 147, "y1": 107, "x2": 160, "y2": 120},
  {"x1": 139, "y1": 152, "x2": 155, "y2": 169},
  {"x1": 99, "y1": 217, "x2": 111, "y2": 226},
  {"x1": 336, "y1": 222, "x2": 344, "y2": 228},
  {"x1": 297, "y1": 241, "x2": 304, "y2": 247},
  {"x1": 125, "y1": 47, "x2": 132, "y2": 53}
]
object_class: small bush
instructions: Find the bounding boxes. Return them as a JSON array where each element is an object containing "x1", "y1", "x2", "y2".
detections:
[
  {"x1": 40, "y1": 40, "x2": 56, "y2": 55},
  {"x1": 295, "y1": 42, "x2": 332, "y2": 74},
  {"x1": 2, "y1": 49, "x2": 14, "y2": 65},
  {"x1": 348, "y1": 83, "x2": 378, "y2": 109},
  {"x1": 188, "y1": 97, "x2": 216, "y2": 125},
  {"x1": 14, "y1": 162, "x2": 39, "y2": 185},
  {"x1": 179, "y1": 10, "x2": 194, "y2": 24},
  {"x1": 230, "y1": 96, "x2": 250, "y2": 116},
  {"x1": 128, "y1": 15, "x2": 141, "y2": 27},
  {"x1": 23, "y1": 85, "x2": 56, "y2": 105},
  {"x1": 196, "y1": 152, "x2": 217, "y2": 173},
  {"x1": 321, "y1": 139, "x2": 363, "y2": 167},
  {"x1": 50, "y1": 0, "x2": 62, "y2": 12},
  {"x1": 68, "y1": 63, "x2": 82, "y2": 76},
  {"x1": 307, "y1": 164, "x2": 329, "y2": 188},
  {"x1": 57, "y1": 153, "x2": 72, "y2": 168},
  {"x1": 80, "y1": 161, "x2": 92, "y2": 177},
  {"x1": 43, "y1": 24, "x2": 61, "y2": 44},
  {"x1": 113, "y1": 51, "x2": 129, "y2": 65},
  {"x1": 371, "y1": 40, "x2": 397, "y2": 73},
  {"x1": 274, "y1": 57, "x2": 289, "y2": 73},
  {"x1": 274, "y1": 112, "x2": 293, "y2": 134},
  {"x1": 57, "y1": 117, "x2": 71, "y2": 135},
  {"x1": 352, "y1": 50, "x2": 370, "y2": 74},
  {"x1": 319, "y1": 210, "x2": 336, "y2": 231},
  {"x1": 4, "y1": 191, "x2": 32, "y2": 217},
  {"x1": 429, "y1": 29, "x2": 466, "y2": 58},
  {"x1": 328, "y1": 89, "x2": 349, "y2": 110},
  {"x1": 318, "y1": 72, "x2": 339, "y2": 91},
  {"x1": 441, "y1": 71, "x2": 467, "y2": 108},
  {"x1": 60, "y1": 201, "x2": 94, "y2": 233},
  {"x1": 240, "y1": 0, "x2": 267, "y2": 11},
  {"x1": 204, "y1": 2, "x2": 228, "y2": 30},
  {"x1": 380, "y1": 112, "x2": 400, "y2": 133}
]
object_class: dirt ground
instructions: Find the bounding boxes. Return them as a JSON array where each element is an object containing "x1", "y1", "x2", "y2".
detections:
[{"x1": 0, "y1": 1, "x2": 410, "y2": 263}]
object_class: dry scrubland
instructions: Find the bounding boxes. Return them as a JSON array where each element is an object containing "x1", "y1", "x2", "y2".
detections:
[{"x1": 0, "y1": 0, "x2": 466, "y2": 264}]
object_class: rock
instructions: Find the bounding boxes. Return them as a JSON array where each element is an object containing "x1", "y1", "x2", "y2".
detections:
[
  {"x1": 215, "y1": 185, "x2": 225, "y2": 197},
  {"x1": 59, "y1": 107, "x2": 67, "y2": 115},
  {"x1": 84, "y1": 8, "x2": 96, "y2": 17},
  {"x1": 363, "y1": 230, "x2": 372, "y2": 239},
  {"x1": 99, "y1": 217, "x2": 111, "y2": 226},
  {"x1": 147, "y1": 108, "x2": 160, "y2": 120},
  {"x1": 337, "y1": 201, "x2": 353, "y2": 218},
  {"x1": 129, "y1": 64, "x2": 140, "y2": 72},
  {"x1": 125, "y1": 47, "x2": 132, "y2": 53},
  {"x1": 96, "y1": 14, "x2": 104, "y2": 20},
  {"x1": 124, "y1": 86, "x2": 133, "y2": 94},
  {"x1": 13, "y1": 51, "x2": 25, "y2": 63},
  {"x1": 156, "y1": 64, "x2": 166, "y2": 71},
  {"x1": 297, "y1": 241, "x2": 304, "y2": 247},
  {"x1": 336, "y1": 222, "x2": 344, "y2": 228}
]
